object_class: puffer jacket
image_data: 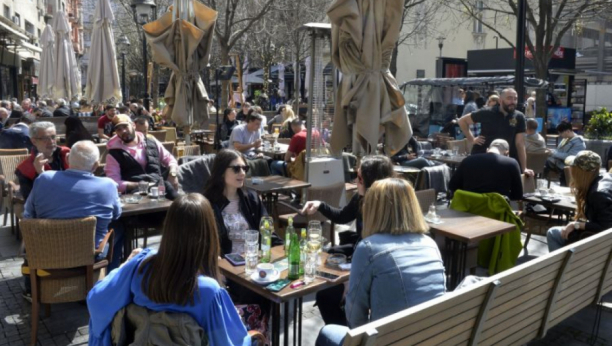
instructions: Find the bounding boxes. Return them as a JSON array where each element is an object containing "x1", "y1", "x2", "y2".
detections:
[{"x1": 583, "y1": 173, "x2": 612, "y2": 233}]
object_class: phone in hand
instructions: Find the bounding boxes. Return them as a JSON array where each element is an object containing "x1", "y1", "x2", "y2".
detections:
[
  {"x1": 266, "y1": 279, "x2": 292, "y2": 292},
  {"x1": 225, "y1": 253, "x2": 245, "y2": 266},
  {"x1": 316, "y1": 271, "x2": 340, "y2": 281}
]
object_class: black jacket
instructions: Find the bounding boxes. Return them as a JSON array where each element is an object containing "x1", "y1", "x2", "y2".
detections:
[
  {"x1": 583, "y1": 174, "x2": 612, "y2": 233},
  {"x1": 318, "y1": 194, "x2": 363, "y2": 239},
  {"x1": 210, "y1": 189, "x2": 282, "y2": 255}
]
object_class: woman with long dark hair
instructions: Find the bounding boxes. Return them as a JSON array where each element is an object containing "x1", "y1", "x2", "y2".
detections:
[
  {"x1": 65, "y1": 116, "x2": 94, "y2": 148},
  {"x1": 87, "y1": 193, "x2": 250, "y2": 346},
  {"x1": 547, "y1": 151, "x2": 612, "y2": 251},
  {"x1": 217, "y1": 108, "x2": 239, "y2": 148}
]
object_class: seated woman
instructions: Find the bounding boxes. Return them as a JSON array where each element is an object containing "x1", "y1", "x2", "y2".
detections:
[
  {"x1": 217, "y1": 108, "x2": 239, "y2": 149},
  {"x1": 391, "y1": 136, "x2": 435, "y2": 169},
  {"x1": 316, "y1": 178, "x2": 446, "y2": 346},
  {"x1": 87, "y1": 193, "x2": 250, "y2": 346},
  {"x1": 547, "y1": 150, "x2": 612, "y2": 252}
]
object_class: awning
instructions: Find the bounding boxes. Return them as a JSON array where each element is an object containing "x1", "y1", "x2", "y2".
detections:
[
  {"x1": 19, "y1": 40, "x2": 42, "y2": 53},
  {"x1": 400, "y1": 75, "x2": 548, "y2": 89},
  {"x1": 0, "y1": 19, "x2": 28, "y2": 41}
]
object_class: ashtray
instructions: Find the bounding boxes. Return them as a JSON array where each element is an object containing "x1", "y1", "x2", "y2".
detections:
[{"x1": 327, "y1": 254, "x2": 347, "y2": 266}]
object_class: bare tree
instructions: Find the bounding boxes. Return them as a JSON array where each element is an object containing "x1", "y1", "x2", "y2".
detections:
[
  {"x1": 448, "y1": 0, "x2": 610, "y2": 118},
  {"x1": 390, "y1": 0, "x2": 445, "y2": 76}
]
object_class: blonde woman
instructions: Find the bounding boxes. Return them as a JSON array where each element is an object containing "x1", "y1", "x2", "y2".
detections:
[
  {"x1": 547, "y1": 151, "x2": 612, "y2": 252},
  {"x1": 487, "y1": 94, "x2": 499, "y2": 108},
  {"x1": 316, "y1": 178, "x2": 446, "y2": 346},
  {"x1": 279, "y1": 105, "x2": 297, "y2": 138}
]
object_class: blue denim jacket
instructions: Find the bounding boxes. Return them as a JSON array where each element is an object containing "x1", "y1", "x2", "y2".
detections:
[{"x1": 345, "y1": 233, "x2": 446, "y2": 328}]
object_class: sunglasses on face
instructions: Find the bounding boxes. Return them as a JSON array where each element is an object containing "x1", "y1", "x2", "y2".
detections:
[{"x1": 228, "y1": 165, "x2": 250, "y2": 174}]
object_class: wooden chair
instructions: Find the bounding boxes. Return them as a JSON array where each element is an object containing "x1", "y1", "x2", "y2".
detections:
[
  {"x1": 446, "y1": 139, "x2": 468, "y2": 155},
  {"x1": 0, "y1": 148, "x2": 28, "y2": 155},
  {"x1": 173, "y1": 145, "x2": 201, "y2": 158},
  {"x1": 148, "y1": 130, "x2": 167, "y2": 142},
  {"x1": 278, "y1": 182, "x2": 345, "y2": 246},
  {"x1": 415, "y1": 188, "x2": 436, "y2": 215},
  {"x1": 527, "y1": 150, "x2": 551, "y2": 177},
  {"x1": 95, "y1": 143, "x2": 108, "y2": 164},
  {"x1": 208, "y1": 123, "x2": 217, "y2": 132},
  {"x1": 20, "y1": 217, "x2": 114, "y2": 346},
  {"x1": 0, "y1": 154, "x2": 29, "y2": 234},
  {"x1": 160, "y1": 126, "x2": 178, "y2": 143},
  {"x1": 162, "y1": 141, "x2": 175, "y2": 156}
]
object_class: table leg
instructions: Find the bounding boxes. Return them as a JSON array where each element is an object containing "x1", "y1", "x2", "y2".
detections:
[
  {"x1": 293, "y1": 299, "x2": 298, "y2": 346},
  {"x1": 284, "y1": 302, "x2": 289, "y2": 346},
  {"x1": 272, "y1": 302, "x2": 281, "y2": 346},
  {"x1": 298, "y1": 297, "x2": 303, "y2": 346}
]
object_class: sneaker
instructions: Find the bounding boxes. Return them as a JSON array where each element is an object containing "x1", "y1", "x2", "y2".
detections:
[{"x1": 21, "y1": 291, "x2": 32, "y2": 303}]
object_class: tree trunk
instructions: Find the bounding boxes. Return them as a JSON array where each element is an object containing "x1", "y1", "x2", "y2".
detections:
[
  {"x1": 293, "y1": 47, "x2": 301, "y2": 111},
  {"x1": 534, "y1": 62, "x2": 548, "y2": 135},
  {"x1": 220, "y1": 47, "x2": 230, "y2": 114},
  {"x1": 390, "y1": 42, "x2": 399, "y2": 77}
]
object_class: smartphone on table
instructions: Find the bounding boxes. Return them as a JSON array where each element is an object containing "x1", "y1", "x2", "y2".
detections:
[
  {"x1": 266, "y1": 279, "x2": 292, "y2": 292},
  {"x1": 316, "y1": 271, "x2": 340, "y2": 281},
  {"x1": 225, "y1": 253, "x2": 245, "y2": 266}
]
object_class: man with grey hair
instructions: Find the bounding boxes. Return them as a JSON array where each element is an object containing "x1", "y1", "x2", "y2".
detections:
[
  {"x1": 0, "y1": 113, "x2": 35, "y2": 150},
  {"x1": 53, "y1": 98, "x2": 71, "y2": 117},
  {"x1": 0, "y1": 107, "x2": 9, "y2": 129},
  {"x1": 16, "y1": 121, "x2": 70, "y2": 200},
  {"x1": 449, "y1": 139, "x2": 523, "y2": 200},
  {"x1": 21, "y1": 98, "x2": 32, "y2": 113},
  {"x1": 458, "y1": 88, "x2": 534, "y2": 177},
  {"x1": 23, "y1": 140, "x2": 122, "y2": 270}
]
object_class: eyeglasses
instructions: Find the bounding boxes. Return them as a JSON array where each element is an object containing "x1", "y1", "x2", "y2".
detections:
[
  {"x1": 34, "y1": 135, "x2": 57, "y2": 142},
  {"x1": 228, "y1": 165, "x2": 249, "y2": 174}
]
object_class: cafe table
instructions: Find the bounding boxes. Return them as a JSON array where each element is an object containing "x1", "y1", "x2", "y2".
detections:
[
  {"x1": 427, "y1": 208, "x2": 516, "y2": 289},
  {"x1": 393, "y1": 165, "x2": 421, "y2": 184},
  {"x1": 120, "y1": 194, "x2": 172, "y2": 257},
  {"x1": 425, "y1": 153, "x2": 467, "y2": 168},
  {"x1": 521, "y1": 186, "x2": 576, "y2": 213},
  {"x1": 219, "y1": 246, "x2": 349, "y2": 346},
  {"x1": 257, "y1": 143, "x2": 289, "y2": 160},
  {"x1": 245, "y1": 176, "x2": 311, "y2": 218}
]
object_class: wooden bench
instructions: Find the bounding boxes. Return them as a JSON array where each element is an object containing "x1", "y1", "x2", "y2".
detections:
[{"x1": 341, "y1": 228, "x2": 612, "y2": 346}]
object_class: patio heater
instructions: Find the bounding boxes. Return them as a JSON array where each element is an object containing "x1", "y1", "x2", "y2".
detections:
[
  {"x1": 131, "y1": 0, "x2": 157, "y2": 111},
  {"x1": 117, "y1": 35, "x2": 130, "y2": 105}
]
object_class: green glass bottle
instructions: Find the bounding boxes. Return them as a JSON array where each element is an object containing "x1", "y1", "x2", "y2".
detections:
[
  {"x1": 299, "y1": 228, "x2": 307, "y2": 275},
  {"x1": 288, "y1": 229, "x2": 300, "y2": 280},
  {"x1": 261, "y1": 219, "x2": 272, "y2": 263},
  {"x1": 285, "y1": 217, "x2": 294, "y2": 255}
]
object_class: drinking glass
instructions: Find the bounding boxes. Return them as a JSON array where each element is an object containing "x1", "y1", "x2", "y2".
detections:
[
  {"x1": 308, "y1": 221, "x2": 323, "y2": 265},
  {"x1": 245, "y1": 230, "x2": 259, "y2": 275},
  {"x1": 138, "y1": 181, "x2": 149, "y2": 195},
  {"x1": 304, "y1": 251, "x2": 317, "y2": 284},
  {"x1": 452, "y1": 148, "x2": 459, "y2": 157}
]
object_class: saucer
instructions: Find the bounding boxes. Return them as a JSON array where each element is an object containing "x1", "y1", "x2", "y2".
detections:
[{"x1": 250, "y1": 270, "x2": 280, "y2": 285}]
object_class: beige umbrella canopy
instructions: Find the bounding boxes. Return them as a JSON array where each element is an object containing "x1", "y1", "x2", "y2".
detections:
[
  {"x1": 143, "y1": 1, "x2": 217, "y2": 128},
  {"x1": 84, "y1": 0, "x2": 122, "y2": 105},
  {"x1": 38, "y1": 25, "x2": 55, "y2": 99},
  {"x1": 52, "y1": 11, "x2": 82, "y2": 101},
  {"x1": 327, "y1": 0, "x2": 412, "y2": 156}
]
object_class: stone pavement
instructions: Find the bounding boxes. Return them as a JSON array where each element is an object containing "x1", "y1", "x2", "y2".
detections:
[{"x1": 1, "y1": 223, "x2": 611, "y2": 345}]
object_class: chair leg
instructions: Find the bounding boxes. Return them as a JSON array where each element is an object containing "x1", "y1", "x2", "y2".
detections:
[
  {"x1": 30, "y1": 272, "x2": 39, "y2": 346},
  {"x1": 4, "y1": 206, "x2": 8, "y2": 227},
  {"x1": 44, "y1": 304, "x2": 51, "y2": 318}
]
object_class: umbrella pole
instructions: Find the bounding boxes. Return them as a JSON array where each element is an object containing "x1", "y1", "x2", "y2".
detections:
[{"x1": 183, "y1": 125, "x2": 191, "y2": 145}]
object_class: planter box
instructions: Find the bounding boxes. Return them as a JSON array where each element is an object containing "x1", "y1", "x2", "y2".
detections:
[{"x1": 584, "y1": 139, "x2": 612, "y2": 159}]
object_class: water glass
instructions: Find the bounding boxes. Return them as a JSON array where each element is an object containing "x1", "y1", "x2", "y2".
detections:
[
  {"x1": 245, "y1": 230, "x2": 259, "y2": 247},
  {"x1": 452, "y1": 148, "x2": 459, "y2": 157},
  {"x1": 537, "y1": 179, "x2": 548, "y2": 190},
  {"x1": 245, "y1": 230, "x2": 259, "y2": 275},
  {"x1": 304, "y1": 251, "x2": 317, "y2": 284},
  {"x1": 138, "y1": 181, "x2": 149, "y2": 195}
]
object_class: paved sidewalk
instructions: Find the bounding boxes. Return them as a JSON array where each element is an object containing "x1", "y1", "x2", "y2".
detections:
[{"x1": 0, "y1": 224, "x2": 611, "y2": 345}]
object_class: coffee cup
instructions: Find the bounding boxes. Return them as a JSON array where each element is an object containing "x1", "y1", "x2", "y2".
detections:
[
  {"x1": 256, "y1": 263, "x2": 275, "y2": 279},
  {"x1": 150, "y1": 186, "x2": 159, "y2": 198}
]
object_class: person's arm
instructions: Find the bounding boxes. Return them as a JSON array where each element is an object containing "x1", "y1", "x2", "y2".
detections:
[
  {"x1": 104, "y1": 154, "x2": 134, "y2": 193},
  {"x1": 233, "y1": 141, "x2": 257, "y2": 153},
  {"x1": 16, "y1": 170, "x2": 33, "y2": 201},
  {"x1": 509, "y1": 162, "x2": 524, "y2": 201},
  {"x1": 458, "y1": 114, "x2": 476, "y2": 144},
  {"x1": 202, "y1": 286, "x2": 251, "y2": 346},
  {"x1": 551, "y1": 138, "x2": 586, "y2": 161},
  {"x1": 514, "y1": 132, "x2": 529, "y2": 173},
  {"x1": 110, "y1": 182, "x2": 122, "y2": 220},
  {"x1": 584, "y1": 192, "x2": 612, "y2": 233},
  {"x1": 318, "y1": 194, "x2": 360, "y2": 224},
  {"x1": 345, "y1": 241, "x2": 373, "y2": 328},
  {"x1": 284, "y1": 150, "x2": 294, "y2": 163},
  {"x1": 156, "y1": 140, "x2": 178, "y2": 172}
]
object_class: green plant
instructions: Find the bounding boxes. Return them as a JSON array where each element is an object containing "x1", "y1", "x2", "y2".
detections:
[{"x1": 584, "y1": 108, "x2": 612, "y2": 140}]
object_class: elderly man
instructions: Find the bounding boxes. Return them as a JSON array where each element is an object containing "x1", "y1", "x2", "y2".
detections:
[
  {"x1": 229, "y1": 113, "x2": 263, "y2": 157},
  {"x1": 21, "y1": 98, "x2": 32, "y2": 113},
  {"x1": 458, "y1": 88, "x2": 533, "y2": 176},
  {"x1": 524, "y1": 118, "x2": 547, "y2": 154},
  {"x1": 0, "y1": 113, "x2": 35, "y2": 150},
  {"x1": 24, "y1": 140, "x2": 122, "y2": 268},
  {"x1": 97, "y1": 104, "x2": 117, "y2": 140},
  {"x1": 16, "y1": 122, "x2": 70, "y2": 200},
  {"x1": 53, "y1": 98, "x2": 71, "y2": 117},
  {"x1": 105, "y1": 114, "x2": 179, "y2": 199},
  {"x1": 0, "y1": 107, "x2": 9, "y2": 129},
  {"x1": 449, "y1": 139, "x2": 523, "y2": 201}
]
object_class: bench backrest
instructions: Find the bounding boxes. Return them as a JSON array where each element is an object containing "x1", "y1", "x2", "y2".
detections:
[
  {"x1": 343, "y1": 228, "x2": 612, "y2": 346},
  {"x1": 8, "y1": 116, "x2": 100, "y2": 135}
]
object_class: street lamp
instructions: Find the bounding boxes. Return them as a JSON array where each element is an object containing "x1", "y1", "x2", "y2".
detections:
[
  {"x1": 437, "y1": 36, "x2": 446, "y2": 58},
  {"x1": 131, "y1": 0, "x2": 156, "y2": 112},
  {"x1": 117, "y1": 34, "x2": 130, "y2": 105}
]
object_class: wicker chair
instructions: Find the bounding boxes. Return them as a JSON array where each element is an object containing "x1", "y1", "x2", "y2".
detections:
[
  {"x1": 0, "y1": 148, "x2": 28, "y2": 155},
  {"x1": 95, "y1": 143, "x2": 108, "y2": 164},
  {"x1": 149, "y1": 130, "x2": 167, "y2": 142},
  {"x1": 0, "y1": 154, "x2": 29, "y2": 233},
  {"x1": 162, "y1": 141, "x2": 176, "y2": 155},
  {"x1": 173, "y1": 145, "x2": 200, "y2": 158},
  {"x1": 415, "y1": 188, "x2": 436, "y2": 215},
  {"x1": 160, "y1": 127, "x2": 178, "y2": 143},
  {"x1": 20, "y1": 217, "x2": 114, "y2": 346}
]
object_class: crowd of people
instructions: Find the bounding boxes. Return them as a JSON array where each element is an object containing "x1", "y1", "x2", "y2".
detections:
[{"x1": 4, "y1": 89, "x2": 612, "y2": 346}]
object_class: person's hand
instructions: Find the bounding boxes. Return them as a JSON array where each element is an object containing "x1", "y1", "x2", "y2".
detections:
[
  {"x1": 473, "y1": 135, "x2": 486, "y2": 146},
  {"x1": 126, "y1": 181, "x2": 140, "y2": 191},
  {"x1": 253, "y1": 139, "x2": 262, "y2": 148},
  {"x1": 407, "y1": 153, "x2": 417, "y2": 160},
  {"x1": 33, "y1": 153, "x2": 48, "y2": 174},
  {"x1": 523, "y1": 169, "x2": 535, "y2": 177},
  {"x1": 120, "y1": 248, "x2": 143, "y2": 267},
  {"x1": 301, "y1": 200, "x2": 322, "y2": 215},
  {"x1": 561, "y1": 223, "x2": 575, "y2": 240},
  {"x1": 167, "y1": 175, "x2": 179, "y2": 190}
]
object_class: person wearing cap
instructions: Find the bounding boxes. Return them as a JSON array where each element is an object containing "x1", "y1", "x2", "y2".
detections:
[
  {"x1": 105, "y1": 114, "x2": 179, "y2": 199},
  {"x1": 98, "y1": 104, "x2": 118, "y2": 140},
  {"x1": 0, "y1": 113, "x2": 36, "y2": 150},
  {"x1": 16, "y1": 122, "x2": 70, "y2": 200},
  {"x1": 544, "y1": 121, "x2": 586, "y2": 186},
  {"x1": 547, "y1": 150, "x2": 612, "y2": 252},
  {"x1": 449, "y1": 139, "x2": 523, "y2": 201}
]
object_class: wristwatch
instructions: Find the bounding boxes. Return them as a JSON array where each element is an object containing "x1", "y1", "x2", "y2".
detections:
[
  {"x1": 170, "y1": 170, "x2": 177, "y2": 178},
  {"x1": 573, "y1": 221, "x2": 581, "y2": 230}
]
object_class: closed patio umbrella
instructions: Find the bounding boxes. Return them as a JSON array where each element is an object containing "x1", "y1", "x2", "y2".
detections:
[
  {"x1": 327, "y1": 0, "x2": 412, "y2": 156},
  {"x1": 143, "y1": 0, "x2": 217, "y2": 129},
  {"x1": 38, "y1": 25, "x2": 55, "y2": 99},
  {"x1": 84, "y1": 0, "x2": 121, "y2": 105},
  {"x1": 52, "y1": 11, "x2": 81, "y2": 101}
]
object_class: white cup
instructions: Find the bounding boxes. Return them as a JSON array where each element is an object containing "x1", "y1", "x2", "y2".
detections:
[
  {"x1": 256, "y1": 263, "x2": 275, "y2": 279},
  {"x1": 150, "y1": 186, "x2": 159, "y2": 198}
]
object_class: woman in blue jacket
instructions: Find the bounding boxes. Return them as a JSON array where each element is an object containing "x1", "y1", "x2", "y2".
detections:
[{"x1": 87, "y1": 193, "x2": 250, "y2": 346}]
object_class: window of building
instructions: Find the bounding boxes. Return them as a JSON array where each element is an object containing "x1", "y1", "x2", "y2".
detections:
[
  {"x1": 13, "y1": 13, "x2": 20, "y2": 27},
  {"x1": 25, "y1": 21, "x2": 34, "y2": 35},
  {"x1": 473, "y1": 1, "x2": 484, "y2": 34},
  {"x1": 3, "y1": 5, "x2": 9, "y2": 19}
]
